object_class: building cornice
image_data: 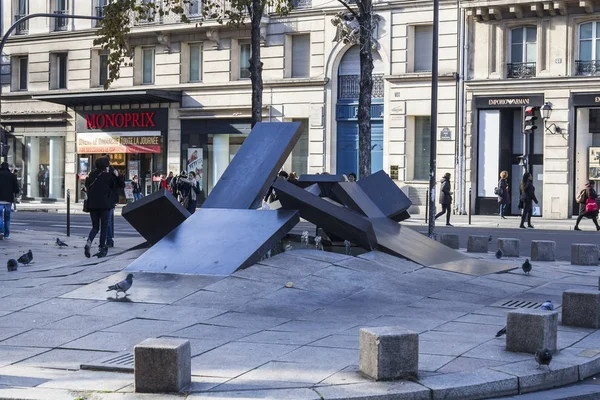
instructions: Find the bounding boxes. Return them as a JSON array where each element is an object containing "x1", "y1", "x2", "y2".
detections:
[
  {"x1": 466, "y1": 76, "x2": 600, "y2": 91},
  {"x1": 386, "y1": 72, "x2": 458, "y2": 82}
]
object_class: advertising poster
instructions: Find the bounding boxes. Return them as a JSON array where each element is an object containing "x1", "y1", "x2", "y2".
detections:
[
  {"x1": 76, "y1": 131, "x2": 162, "y2": 154},
  {"x1": 187, "y1": 148, "x2": 203, "y2": 189},
  {"x1": 78, "y1": 158, "x2": 89, "y2": 180},
  {"x1": 124, "y1": 181, "x2": 134, "y2": 200},
  {"x1": 589, "y1": 147, "x2": 600, "y2": 180},
  {"x1": 128, "y1": 160, "x2": 139, "y2": 180}
]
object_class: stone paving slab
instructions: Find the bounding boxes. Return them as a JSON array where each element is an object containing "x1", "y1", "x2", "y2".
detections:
[{"x1": 1, "y1": 230, "x2": 600, "y2": 400}]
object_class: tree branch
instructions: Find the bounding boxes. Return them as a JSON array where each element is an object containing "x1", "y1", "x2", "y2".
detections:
[{"x1": 336, "y1": 0, "x2": 359, "y2": 20}]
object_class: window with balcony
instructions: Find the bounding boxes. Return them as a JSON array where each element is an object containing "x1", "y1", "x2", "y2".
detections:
[
  {"x1": 189, "y1": 43, "x2": 202, "y2": 82},
  {"x1": 508, "y1": 26, "x2": 536, "y2": 78},
  {"x1": 53, "y1": 0, "x2": 69, "y2": 31},
  {"x1": 577, "y1": 22, "x2": 600, "y2": 75},
  {"x1": 414, "y1": 25, "x2": 433, "y2": 72},
  {"x1": 14, "y1": 0, "x2": 29, "y2": 35},
  {"x1": 291, "y1": 34, "x2": 310, "y2": 78},
  {"x1": 239, "y1": 42, "x2": 251, "y2": 79},
  {"x1": 142, "y1": 48, "x2": 154, "y2": 84},
  {"x1": 99, "y1": 52, "x2": 109, "y2": 87},
  {"x1": 50, "y1": 53, "x2": 68, "y2": 89}
]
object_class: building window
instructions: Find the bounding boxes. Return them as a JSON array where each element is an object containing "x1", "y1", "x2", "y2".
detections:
[
  {"x1": 53, "y1": 53, "x2": 68, "y2": 89},
  {"x1": 291, "y1": 34, "x2": 310, "y2": 78},
  {"x1": 239, "y1": 43, "x2": 251, "y2": 79},
  {"x1": 53, "y1": 0, "x2": 69, "y2": 31},
  {"x1": 142, "y1": 48, "x2": 154, "y2": 84},
  {"x1": 189, "y1": 43, "x2": 202, "y2": 82},
  {"x1": 99, "y1": 52, "x2": 109, "y2": 87},
  {"x1": 188, "y1": 0, "x2": 200, "y2": 16},
  {"x1": 414, "y1": 25, "x2": 433, "y2": 72},
  {"x1": 95, "y1": 0, "x2": 109, "y2": 26},
  {"x1": 577, "y1": 22, "x2": 600, "y2": 75},
  {"x1": 15, "y1": 0, "x2": 29, "y2": 34},
  {"x1": 508, "y1": 26, "x2": 536, "y2": 78},
  {"x1": 413, "y1": 116, "x2": 431, "y2": 181},
  {"x1": 15, "y1": 56, "x2": 28, "y2": 91}
]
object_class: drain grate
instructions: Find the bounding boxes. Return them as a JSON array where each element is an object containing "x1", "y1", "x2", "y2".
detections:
[
  {"x1": 499, "y1": 299, "x2": 543, "y2": 309},
  {"x1": 81, "y1": 352, "x2": 134, "y2": 373}
]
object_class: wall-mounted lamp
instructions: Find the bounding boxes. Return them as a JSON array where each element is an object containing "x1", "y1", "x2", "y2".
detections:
[{"x1": 541, "y1": 102, "x2": 562, "y2": 134}]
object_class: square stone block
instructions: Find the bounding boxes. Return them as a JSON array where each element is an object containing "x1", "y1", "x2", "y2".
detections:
[
  {"x1": 506, "y1": 309, "x2": 558, "y2": 354},
  {"x1": 498, "y1": 238, "x2": 520, "y2": 257},
  {"x1": 562, "y1": 289, "x2": 600, "y2": 329},
  {"x1": 359, "y1": 326, "x2": 418, "y2": 381},
  {"x1": 571, "y1": 244, "x2": 599, "y2": 266},
  {"x1": 135, "y1": 338, "x2": 191, "y2": 393},
  {"x1": 531, "y1": 240, "x2": 556, "y2": 262},
  {"x1": 467, "y1": 235, "x2": 488, "y2": 253},
  {"x1": 440, "y1": 233, "x2": 459, "y2": 249}
]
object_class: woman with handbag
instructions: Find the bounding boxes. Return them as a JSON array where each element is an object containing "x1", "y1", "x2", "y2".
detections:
[
  {"x1": 519, "y1": 172, "x2": 538, "y2": 229},
  {"x1": 497, "y1": 170, "x2": 510, "y2": 219},
  {"x1": 84, "y1": 157, "x2": 118, "y2": 258},
  {"x1": 574, "y1": 181, "x2": 600, "y2": 231}
]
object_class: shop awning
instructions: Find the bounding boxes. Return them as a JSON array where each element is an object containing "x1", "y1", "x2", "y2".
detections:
[{"x1": 32, "y1": 89, "x2": 181, "y2": 107}]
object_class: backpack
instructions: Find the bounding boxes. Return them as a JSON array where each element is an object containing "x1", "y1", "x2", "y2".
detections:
[{"x1": 576, "y1": 189, "x2": 587, "y2": 203}]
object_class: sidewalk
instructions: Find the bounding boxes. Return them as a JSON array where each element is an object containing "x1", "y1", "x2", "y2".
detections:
[
  {"x1": 15, "y1": 201, "x2": 124, "y2": 216},
  {"x1": 0, "y1": 228, "x2": 599, "y2": 399}
]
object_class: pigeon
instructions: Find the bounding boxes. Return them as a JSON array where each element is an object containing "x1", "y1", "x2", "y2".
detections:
[
  {"x1": 495, "y1": 327, "x2": 507, "y2": 337},
  {"x1": 17, "y1": 250, "x2": 33, "y2": 265},
  {"x1": 106, "y1": 274, "x2": 133, "y2": 297},
  {"x1": 6, "y1": 259, "x2": 18, "y2": 272},
  {"x1": 522, "y1": 259, "x2": 532, "y2": 275},
  {"x1": 495, "y1": 249, "x2": 503, "y2": 259},
  {"x1": 541, "y1": 300, "x2": 554, "y2": 311},
  {"x1": 535, "y1": 348, "x2": 553, "y2": 370},
  {"x1": 488, "y1": 235, "x2": 492, "y2": 243},
  {"x1": 56, "y1": 238, "x2": 68, "y2": 247}
]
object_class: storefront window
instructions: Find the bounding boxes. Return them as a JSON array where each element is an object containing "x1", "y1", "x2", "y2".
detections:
[{"x1": 25, "y1": 136, "x2": 65, "y2": 199}]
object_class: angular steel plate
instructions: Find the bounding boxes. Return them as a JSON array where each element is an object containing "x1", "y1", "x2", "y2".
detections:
[
  {"x1": 122, "y1": 189, "x2": 190, "y2": 244},
  {"x1": 273, "y1": 179, "x2": 377, "y2": 250},
  {"x1": 126, "y1": 209, "x2": 299, "y2": 276},
  {"x1": 332, "y1": 182, "x2": 386, "y2": 218},
  {"x1": 358, "y1": 170, "x2": 412, "y2": 222},
  {"x1": 202, "y1": 122, "x2": 302, "y2": 209}
]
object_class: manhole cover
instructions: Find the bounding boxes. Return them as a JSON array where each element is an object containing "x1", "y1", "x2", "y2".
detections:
[
  {"x1": 498, "y1": 299, "x2": 543, "y2": 309},
  {"x1": 81, "y1": 352, "x2": 134, "y2": 373}
]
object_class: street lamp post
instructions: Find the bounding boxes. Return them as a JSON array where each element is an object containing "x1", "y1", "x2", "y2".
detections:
[
  {"x1": 0, "y1": 13, "x2": 104, "y2": 161},
  {"x1": 428, "y1": 0, "x2": 439, "y2": 238}
]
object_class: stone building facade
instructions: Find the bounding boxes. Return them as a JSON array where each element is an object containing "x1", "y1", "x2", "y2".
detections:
[{"x1": 0, "y1": 0, "x2": 459, "y2": 213}]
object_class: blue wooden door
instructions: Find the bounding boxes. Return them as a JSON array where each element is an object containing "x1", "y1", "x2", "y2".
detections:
[{"x1": 336, "y1": 121, "x2": 383, "y2": 178}]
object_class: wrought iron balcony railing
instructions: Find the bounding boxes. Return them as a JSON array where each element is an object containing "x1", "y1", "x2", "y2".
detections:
[
  {"x1": 575, "y1": 60, "x2": 600, "y2": 76},
  {"x1": 507, "y1": 62, "x2": 536, "y2": 79},
  {"x1": 14, "y1": 15, "x2": 28, "y2": 35},
  {"x1": 339, "y1": 74, "x2": 384, "y2": 99},
  {"x1": 53, "y1": 10, "x2": 69, "y2": 31}
]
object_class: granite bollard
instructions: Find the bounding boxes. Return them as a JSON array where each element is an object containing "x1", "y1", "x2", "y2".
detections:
[
  {"x1": 467, "y1": 235, "x2": 488, "y2": 253},
  {"x1": 506, "y1": 309, "x2": 558, "y2": 354},
  {"x1": 440, "y1": 233, "x2": 460, "y2": 249},
  {"x1": 135, "y1": 338, "x2": 191, "y2": 393},
  {"x1": 498, "y1": 238, "x2": 520, "y2": 257},
  {"x1": 359, "y1": 326, "x2": 418, "y2": 380},
  {"x1": 562, "y1": 289, "x2": 600, "y2": 329},
  {"x1": 531, "y1": 240, "x2": 556, "y2": 262},
  {"x1": 571, "y1": 244, "x2": 599, "y2": 266}
]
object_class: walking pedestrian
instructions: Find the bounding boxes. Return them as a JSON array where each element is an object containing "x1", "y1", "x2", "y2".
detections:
[
  {"x1": 0, "y1": 162, "x2": 20, "y2": 239},
  {"x1": 519, "y1": 172, "x2": 538, "y2": 229},
  {"x1": 84, "y1": 157, "x2": 118, "y2": 258},
  {"x1": 497, "y1": 171, "x2": 510, "y2": 219},
  {"x1": 10, "y1": 169, "x2": 18, "y2": 212},
  {"x1": 176, "y1": 171, "x2": 191, "y2": 209},
  {"x1": 574, "y1": 181, "x2": 600, "y2": 231},
  {"x1": 178, "y1": 171, "x2": 199, "y2": 213},
  {"x1": 288, "y1": 172, "x2": 299, "y2": 186},
  {"x1": 435, "y1": 172, "x2": 453, "y2": 226},
  {"x1": 166, "y1": 171, "x2": 174, "y2": 189},
  {"x1": 132, "y1": 175, "x2": 143, "y2": 201}
]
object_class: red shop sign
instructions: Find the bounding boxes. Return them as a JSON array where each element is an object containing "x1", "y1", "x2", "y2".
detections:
[{"x1": 85, "y1": 112, "x2": 156, "y2": 130}]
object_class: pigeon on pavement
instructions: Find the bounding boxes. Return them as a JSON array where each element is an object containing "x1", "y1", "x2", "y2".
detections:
[
  {"x1": 488, "y1": 235, "x2": 493, "y2": 243},
  {"x1": 535, "y1": 348, "x2": 553, "y2": 370},
  {"x1": 7, "y1": 259, "x2": 18, "y2": 272},
  {"x1": 56, "y1": 238, "x2": 68, "y2": 247},
  {"x1": 17, "y1": 250, "x2": 33, "y2": 265},
  {"x1": 495, "y1": 327, "x2": 507, "y2": 337},
  {"x1": 495, "y1": 249, "x2": 503, "y2": 259},
  {"x1": 106, "y1": 274, "x2": 133, "y2": 297},
  {"x1": 541, "y1": 300, "x2": 554, "y2": 311},
  {"x1": 522, "y1": 259, "x2": 532, "y2": 275}
]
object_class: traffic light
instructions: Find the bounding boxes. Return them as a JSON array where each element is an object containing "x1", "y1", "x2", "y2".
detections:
[{"x1": 523, "y1": 106, "x2": 538, "y2": 134}]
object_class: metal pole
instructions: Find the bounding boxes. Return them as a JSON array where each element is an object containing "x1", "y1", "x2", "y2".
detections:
[
  {"x1": 66, "y1": 189, "x2": 71, "y2": 237},
  {"x1": 428, "y1": 0, "x2": 440, "y2": 238},
  {"x1": 425, "y1": 189, "x2": 429, "y2": 224},
  {"x1": 468, "y1": 187, "x2": 472, "y2": 225}
]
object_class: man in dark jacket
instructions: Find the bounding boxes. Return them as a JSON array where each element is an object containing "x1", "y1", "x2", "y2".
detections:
[
  {"x1": 0, "y1": 162, "x2": 20, "y2": 239},
  {"x1": 102, "y1": 154, "x2": 124, "y2": 248}
]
